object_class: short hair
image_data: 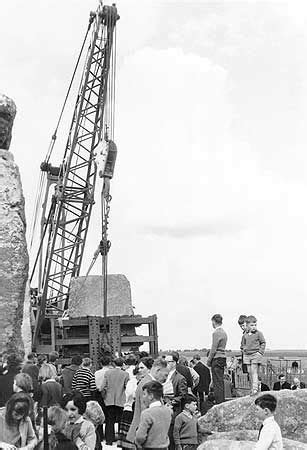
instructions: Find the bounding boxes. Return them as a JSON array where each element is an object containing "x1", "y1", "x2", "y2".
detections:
[
  {"x1": 139, "y1": 357, "x2": 154, "y2": 370},
  {"x1": 255, "y1": 394, "x2": 277, "y2": 412},
  {"x1": 278, "y1": 374, "x2": 285, "y2": 380},
  {"x1": 99, "y1": 355, "x2": 112, "y2": 367},
  {"x1": 125, "y1": 354, "x2": 137, "y2": 366},
  {"x1": 142, "y1": 381, "x2": 163, "y2": 400},
  {"x1": 193, "y1": 354, "x2": 201, "y2": 361},
  {"x1": 82, "y1": 357, "x2": 92, "y2": 367},
  {"x1": 39, "y1": 362, "x2": 54, "y2": 381},
  {"x1": 14, "y1": 373, "x2": 33, "y2": 393},
  {"x1": 48, "y1": 406, "x2": 68, "y2": 433},
  {"x1": 170, "y1": 351, "x2": 179, "y2": 362},
  {"x1": 71, "y1": 355, "x2": 82, "y2": 366},
  {"x1": 211, "y1": 314, "x2": 223, "y2": 325},
  {"x1": 246, "y1": 315, "x2": 257, "y2": 324},
  {"x1": 84, "y1": 401, "x2": 105, "y2": 427},
  {"x1": 5, "y1": 393, "x2": 30, "y2": 426},
  {"x1": 138, "y1": 351, "x2": 149, "y2": 358},
  {"x1": 114, "y1": 357, "x2": 124, "y2": 367},
  {"x1": 6, "y1": 354, "x2": 23, "y2": 369},
  {"x1": 49, "y1": 351, "x2": 59, "y2": 363},
  {"x1": 152, "y1": 357, "x2": 167, "y2": 369},
  {"x1": 62, "y1": 391, "x2": 87, "y2": 415},
  {"x1": 27, "y1": 353, "x2": 37, "y2": 361},
  {"x1": 182, "y1": 394, "x2": 197, "y2": 406},
  {"x1": 238, "y1": 315, "x2": 247, "y2": 325},
  {"x1": 37, "y1": 354, "x2": 47, "y2": 364},
  {"x1": 178, "y1": 356, "x2": 188, "y2": 366}
]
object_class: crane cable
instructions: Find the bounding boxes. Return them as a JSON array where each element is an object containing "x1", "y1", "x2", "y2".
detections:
[{"x1": 29, "y1": 13, "x2": 95, "y2": 253}]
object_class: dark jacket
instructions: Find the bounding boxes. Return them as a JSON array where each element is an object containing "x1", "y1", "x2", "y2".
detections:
[
  {"x1": 49, "y1": 431, "x2": 78, "y2": 450},
  {"x1": 176, "y1": 364, "x2": 193, "y2": 389},
  {"x1": 273, "y1": 381, "x2": 291, "y2": 390},
  {"x1": 0, "y1": 367, "x2": 21, "y2": 407},
  {"x1": 170, "y1": 370, "x2": 188, "y2": 418},
  {"x1": 260, "y1": 382, "x2": 270, "y2": 391},
  {"x1": 61, "y1": 365, "x2": 79, "y2": 394},
  {"x1": 193, "y1": 361, "x2": 211, "y2": 395},
  {"x1": 22, "y1": 361, "x2": 39, "y2": 399}
]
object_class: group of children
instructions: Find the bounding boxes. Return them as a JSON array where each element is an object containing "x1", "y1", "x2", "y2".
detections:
[
  {"x1": 135, "y1": 315, "x2": 284, "y2": 449},
  {"x1": 135, "y1": 382, "x2": 283, "y2": 449}
]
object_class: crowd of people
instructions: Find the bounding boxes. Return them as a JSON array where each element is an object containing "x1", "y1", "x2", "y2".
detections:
[{"x1": 0, "y1": 313, "x2": 303, "y2": 449}]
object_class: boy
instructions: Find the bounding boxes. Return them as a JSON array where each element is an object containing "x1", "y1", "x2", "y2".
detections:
[
  {"x1": 135, "y1": 380, "x2": 172, "y2": 449},
  {"x1": 241, "y1": 315, "x2": 266, "y2": 395},
  {"x1": 254, "y1": 394, "x2": 283, "y2": 449},
  {"x1": 173, "y1": 394, "x2": 200, "y2": 449}
]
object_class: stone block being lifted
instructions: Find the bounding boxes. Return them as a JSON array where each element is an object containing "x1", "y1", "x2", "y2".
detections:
[{"x1": 68, "y1": 274, "x2": 134, "y2": 318}]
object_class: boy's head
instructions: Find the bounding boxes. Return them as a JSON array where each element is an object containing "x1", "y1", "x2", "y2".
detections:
[
  {"x1": 211, "y1": 314, "x2": 223, "y2": 329},
  {"x1": 182, "y1": 394, "x2": 198, "y2": 414},
  {"x1": 142, "y1": 381, "x2": 163, "y2": 407},
  {"x1": 246, "y1": 315, "x2": 257, "y2": 332},
  {"x1": 255, "y1": 394, "x2": 277, "y2": 421},
  {"x1": 238, "y1": 315, "x2": 247, "y2": 331}
]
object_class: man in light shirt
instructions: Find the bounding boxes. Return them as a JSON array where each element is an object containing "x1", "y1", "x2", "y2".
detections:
[{"x1": 254, "y1": 394, "x2": 283, "y2": 449}]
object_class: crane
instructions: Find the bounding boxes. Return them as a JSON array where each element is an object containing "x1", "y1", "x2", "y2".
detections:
[{"x1": 29, "y1": 2, "x2": 119, "y2": 348}]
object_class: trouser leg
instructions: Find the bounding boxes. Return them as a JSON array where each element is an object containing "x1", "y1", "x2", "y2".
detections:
[
  {"x1": 211, "y1": 358, "x2": 226, "y2": 404},
  {"x1": 105, "y1": 406, "x2": 116, "y2": 444}
]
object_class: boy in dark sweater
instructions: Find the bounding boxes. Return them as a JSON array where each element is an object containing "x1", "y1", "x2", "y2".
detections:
[
  {"x1": 241, "y1": 315, "x2": 266, "y2": 395},
  {"x1": 173, "y1": 394, "x2": 199, "y2": 450},
  {"x1": 135, "y1": 381, "x2": 172, "y2": 449}
]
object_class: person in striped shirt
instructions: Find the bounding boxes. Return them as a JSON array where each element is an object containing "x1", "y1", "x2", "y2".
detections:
[{"x1": 71, "y1": 358, "x2": 96, "y2": 400}]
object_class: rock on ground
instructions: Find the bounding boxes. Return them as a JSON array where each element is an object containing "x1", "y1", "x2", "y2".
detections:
[
  {"x1": 199, "y1": 438, "x2": 307, "y2": 449},
  {"x1": 205, "y1": 431, "x2": 307, "y2": 449},
  {"x1": 199, "y1": 389, "x2": 307, "y2": 443}
]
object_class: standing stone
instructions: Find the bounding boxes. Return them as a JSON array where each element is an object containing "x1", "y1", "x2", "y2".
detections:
[{"x1": 0, "y1": 94, "x2": 28, "y2": 358}]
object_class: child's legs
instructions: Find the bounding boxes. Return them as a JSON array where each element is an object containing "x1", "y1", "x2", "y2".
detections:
[{"x1": 250, "y1": 363, "x2": 259, "y2": 392}]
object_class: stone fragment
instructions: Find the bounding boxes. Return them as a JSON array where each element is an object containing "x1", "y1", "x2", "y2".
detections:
[
  {"x1": 199, "y1": 389, "x2": 307, "y2": 443},
  {"x1": 0, "y1": 94, "x2": 16, "y2": 150}
]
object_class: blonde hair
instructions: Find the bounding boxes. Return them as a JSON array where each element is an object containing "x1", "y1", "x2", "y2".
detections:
[
  {"x1": 48, "y1": 406, "x2": 68, "y2": 432},
  {"x1": 84, "y1": 401, "x2": 105, "y2": 427},
  {"x1": 39, "y1": 362, "x2": 54, "y2": 381}
]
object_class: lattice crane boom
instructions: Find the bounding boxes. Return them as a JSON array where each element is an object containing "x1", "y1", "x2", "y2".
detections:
[{"x1": 32, "y1": 3, "x2": 119, "y2": 345}]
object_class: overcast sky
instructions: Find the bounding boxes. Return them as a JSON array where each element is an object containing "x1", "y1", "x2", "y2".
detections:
[{"x1": 1, "y1": 0, "x2": 307, "y2": 351}]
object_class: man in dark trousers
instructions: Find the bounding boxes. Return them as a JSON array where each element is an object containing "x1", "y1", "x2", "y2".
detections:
[
  {"x1": 101, "y1": 357, "x2": 129, "y2": 445},
  {"x1": 192, "y1": 354, "x2": 211, "y2": 406},
  {"x1": 207, "y1": 314, "x2": 228, "y2": 404},
  {"x1": 273, "y1": 374, "x2": 291, "y2": 390},
  {"x1": 164, "y1": 353, "x2": 188, "y2": 450}
]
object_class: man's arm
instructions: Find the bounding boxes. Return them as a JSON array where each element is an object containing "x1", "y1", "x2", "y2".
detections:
[
  {"x1": 258, "y1": 331, "x2": 266, "y2": 355},
  {"x1": 135, "y1": 411, "x2": 152, "y2": 447},
  {"x1": 173, "y1": 415, "x2": 183, "y2": 445},
  {"x1": 207, "y1": 330, "x2": 218, "y2": 366},
  {"x1": 172, "y1": 375, "x2": 188, "y2": 406},
  {"x1": 89, "y1": 371, "x2": 96, "y2": 392}
]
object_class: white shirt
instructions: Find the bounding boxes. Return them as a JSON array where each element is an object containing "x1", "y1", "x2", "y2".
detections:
[
  {"x1": 124, "y1": 376, "x2": 138, "y2": 411},
  {"x1": 255, "y1": 416, "x2": 283, "y2": 450},
  {"x1": 95, "y1": 366, "x2": 112, "y2": 391},
  {"x1": 163, "y1": 369, "x2": 175, "y2": 396}
]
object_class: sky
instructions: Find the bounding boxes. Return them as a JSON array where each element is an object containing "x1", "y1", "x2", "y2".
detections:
[{"x1": 1, "y1": 0, "x2": 307, "y2": 351}]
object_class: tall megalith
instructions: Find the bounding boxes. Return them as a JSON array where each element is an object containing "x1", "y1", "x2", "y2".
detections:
[{"x1": 0, "y1": 94, "x2": 29, "y2": 357}]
